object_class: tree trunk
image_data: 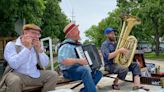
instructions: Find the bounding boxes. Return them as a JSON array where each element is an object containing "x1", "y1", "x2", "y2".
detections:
[
  {"x1": 152, "y1": 17, "x2": 160, "y2": 56},
  {"x1": 155, "y1": 29, "x2": 160, "y2": 56}
]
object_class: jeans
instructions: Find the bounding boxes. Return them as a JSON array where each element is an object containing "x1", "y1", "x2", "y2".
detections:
[
  {"x1": 62, "y1": 64, "x2": 102, "y2": 92},
  {"x1": 105, "y1": 62, "x2": 141, "y2": 80}
]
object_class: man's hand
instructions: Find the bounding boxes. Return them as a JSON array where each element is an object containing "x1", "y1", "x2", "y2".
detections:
[
  {"x1": 99, "y1": 52, "x2": 103, "y2": 58},
  {"x1": 78, "y1": 58, "x2": 88, "y2": 65},
  {"x1": 118, "y1": 48, "x2": 130, "y2": 56},
  {"x1": 21, "y1": 35, "x2": 33, "y2": 49},
  {"x1": 33, "y1": 39, "x2": 43, "y2": 53}
]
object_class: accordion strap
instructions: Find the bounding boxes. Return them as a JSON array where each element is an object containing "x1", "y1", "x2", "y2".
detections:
[{"x1": 58, "y1": 41, "x2": 81, "y2": 51}]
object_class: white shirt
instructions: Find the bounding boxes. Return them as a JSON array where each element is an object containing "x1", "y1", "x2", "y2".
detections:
[{"x1": 4, "y1": 37, "x2": 49, "y2": 78}]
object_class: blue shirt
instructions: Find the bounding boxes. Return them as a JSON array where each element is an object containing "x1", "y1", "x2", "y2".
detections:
[
  {"x1": 101, "y1": 40, "x2": 116, "y2": 65},
  {"x1": 58, "y1": 38, "x2": 79, "y2": 70},
  {"x1": 4, "y1": 37, "x2": 49, "y2": 78}
]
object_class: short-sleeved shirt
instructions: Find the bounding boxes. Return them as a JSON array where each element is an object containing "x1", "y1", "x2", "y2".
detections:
[
  {"x1": 101, "y1": 40, "x2": 117, "y2": 66},
  {"x1": 58, "y1": 38, "x2": 80, "y2": 70}
]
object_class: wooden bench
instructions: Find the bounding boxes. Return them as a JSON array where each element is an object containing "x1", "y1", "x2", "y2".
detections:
[
  {"x1": 1, "y1": 50, "x2": 145, "y2": 92},
  {"x1": 0, "y1": 75, "x2": 78, "y2": 92},
  {"x1": 0, "y1": 85, "x2": 42, "y2": 92},
  {"x1": 21, "y1": 50, "x2": 146, "y2": 91},
  {"x1": 0, "y1": 63, "x2": 82, "y2": 92},
  {"x1": 0, "y1": 65, "x2": 135, "y2": 92}
]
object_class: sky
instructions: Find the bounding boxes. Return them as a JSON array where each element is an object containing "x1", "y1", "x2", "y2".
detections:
[{"x1": 60, "y1": 0, "x2": 117, "y2": 42}]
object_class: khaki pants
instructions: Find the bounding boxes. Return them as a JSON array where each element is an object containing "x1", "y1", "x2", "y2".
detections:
[{"x1": 5, "y1": 70, "x2": 58, "y2": 92}]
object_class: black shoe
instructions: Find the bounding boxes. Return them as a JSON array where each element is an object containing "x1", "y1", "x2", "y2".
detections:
[
  {"x1": 79, "y1": 88, "x2": 84, "y2": 92},
  {"x1": 112, "y1": 84, "x2": 120, "y2": 90}
]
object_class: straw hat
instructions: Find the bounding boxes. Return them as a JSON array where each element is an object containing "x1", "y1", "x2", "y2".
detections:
[{"x1": 63, "y1": 22, "x2": 79, "y2": 36}]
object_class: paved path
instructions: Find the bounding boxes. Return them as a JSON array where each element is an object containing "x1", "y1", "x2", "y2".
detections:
[{"x1": 55, "y1": 59, "x2": 164, "y2": 92}]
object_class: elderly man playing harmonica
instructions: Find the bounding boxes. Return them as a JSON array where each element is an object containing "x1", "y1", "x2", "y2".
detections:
[{"x1": 4, "y1": 24, "x2": 58, "y2": 92}]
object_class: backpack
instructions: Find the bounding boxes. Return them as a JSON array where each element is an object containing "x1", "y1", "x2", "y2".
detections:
[{"x1": 0, "y1": 40, "x2": 45, "y2": 89}]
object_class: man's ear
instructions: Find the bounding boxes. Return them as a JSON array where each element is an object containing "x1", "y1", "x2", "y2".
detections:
[
  {"x1": 22, "y1": 30, "x2": 25, "y2": 35},
  {"x1": 67, "y1": 32, "x2": 72, "y2": 38}
]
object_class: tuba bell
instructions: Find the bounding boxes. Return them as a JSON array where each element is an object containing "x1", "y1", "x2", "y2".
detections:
[{"x1": 114, "y1": 15, "x2": 141, "y2": 67}]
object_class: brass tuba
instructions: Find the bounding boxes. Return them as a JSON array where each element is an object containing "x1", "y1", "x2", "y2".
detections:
[{"x1": 114, "y1": 15, "x2": 141, "y2": 67}]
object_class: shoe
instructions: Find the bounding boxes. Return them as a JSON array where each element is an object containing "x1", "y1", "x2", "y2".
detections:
[
  {"x1": 133, "y1": 86, "x2": 150, "y2": 91},
  {"x1": 79, "y1": 88, "x2": 84, "y2": 92},
  {"x1": 112, "y1": 84, "x2": 120, "y2": 90}
]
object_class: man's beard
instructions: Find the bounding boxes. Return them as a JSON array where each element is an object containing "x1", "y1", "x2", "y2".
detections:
[{"x1": 108, "y1": 37, "x2": 115, "y2": 42}]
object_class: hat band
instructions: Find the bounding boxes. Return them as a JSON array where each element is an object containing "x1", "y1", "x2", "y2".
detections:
[
  {"x1": 65, "y1": 24, "x2": 76, "y2": 35},
  {"x1": 24, "y1": 28, "x2": 41, "y2": 32}
]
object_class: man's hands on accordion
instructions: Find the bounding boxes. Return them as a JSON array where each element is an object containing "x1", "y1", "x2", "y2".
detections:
[
  {"x1": 78, "y1": 58, "x2": 88, "y2": 65},
  {"x1": 61, "y1": 58, "x2": 88, "y2": 66}
]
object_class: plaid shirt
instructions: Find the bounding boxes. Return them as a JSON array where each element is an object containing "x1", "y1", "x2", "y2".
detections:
[{"x1": 58, "y1": 38, "x2": 79, "y2": 70}]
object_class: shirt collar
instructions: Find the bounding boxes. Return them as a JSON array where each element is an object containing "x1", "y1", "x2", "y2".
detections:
[
  {"x1": 15, "y1": 37, "x2": 24, "y2": 46},
  {"x1": 64, "y1": 38, "x2": 76, "y2": 43},
  {"x1": 106, "y1": 39, "x2": 115, "y2": 44}
]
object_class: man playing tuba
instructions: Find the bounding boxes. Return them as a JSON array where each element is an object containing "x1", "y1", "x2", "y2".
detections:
[{"x1": 101, "y1": 27, "x2": 149, "y2": 91}]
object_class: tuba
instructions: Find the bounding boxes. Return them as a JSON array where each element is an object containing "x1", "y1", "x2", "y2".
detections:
[{"x1": 114, "y1": 15, "x2": 141, "y2": 67}]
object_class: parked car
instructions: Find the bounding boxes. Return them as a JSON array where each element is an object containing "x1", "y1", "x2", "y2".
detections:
[{"x1": 142, "y1": 47, "x2": 152, "y2": 53}]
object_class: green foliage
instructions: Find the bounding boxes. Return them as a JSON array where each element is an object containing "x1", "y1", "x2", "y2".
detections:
[
  {"x1": 85, "y1": 0, "x2": 164, "y2": 56},
  {"x1": 18, "y1": 0, "x2": 45, "y2": 25},
  {"x1": 137, "y1": 0, "x2": 164, "y2": 55},
  {"x1": 0, "y1": 0, "x2": 68, "y2": 41},
  {"x1": 85, "y1": 8, "x2": 122, "y2": 47},
  {"x1": 0, "y1": 0, "x2": 19, "y2": 36},
  {"x1": 41, "y1": 0, "x2": 68, "y2": 41}
]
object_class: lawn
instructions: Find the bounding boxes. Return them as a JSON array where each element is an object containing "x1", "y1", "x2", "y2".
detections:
[{"x1": 144, "y1": 53, "x2": 164, "y2": 60}]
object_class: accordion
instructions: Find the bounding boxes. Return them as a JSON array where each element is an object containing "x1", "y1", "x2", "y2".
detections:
[{"x1": 75, "y1": 44, "x2": 102, "y2": 72}]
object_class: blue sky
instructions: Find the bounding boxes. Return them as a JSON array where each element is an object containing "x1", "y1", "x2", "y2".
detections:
[{"x1": 60, "y1": 0, "x2": 117, "y2": 42}]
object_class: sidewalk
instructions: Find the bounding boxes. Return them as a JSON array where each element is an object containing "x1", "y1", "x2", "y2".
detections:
[
  {"x1": 56, "y1": 76, "x2": 162, "y2": 92},
  {"x1": 55, "y1": 59, "x2": 164, "y2": 92}
]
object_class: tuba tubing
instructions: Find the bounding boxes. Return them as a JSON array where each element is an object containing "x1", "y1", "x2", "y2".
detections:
[{"x1": 114, "y1": 15, "x2": 141, "y2": 68}]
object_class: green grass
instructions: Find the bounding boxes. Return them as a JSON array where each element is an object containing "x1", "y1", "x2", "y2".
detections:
[
  {"x1": 45, "y1": 61, "x2": 59, "y2": 70},
  {"x1": 144, "y1": 53, "x2": 164, "y2": 60},
  {"x1": 54, "y1": 61, "x2": 59, "y2": 69}
]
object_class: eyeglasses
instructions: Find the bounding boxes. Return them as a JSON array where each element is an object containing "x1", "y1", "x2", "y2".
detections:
[{"x1": 25, "y1": 30, "x2": 41, "y2": 37}]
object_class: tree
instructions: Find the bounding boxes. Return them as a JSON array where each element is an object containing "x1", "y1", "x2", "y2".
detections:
[
  {"x1": 0, "y1": 0, "x2": 45, "y2": 36},
  {"x1": 117, "y1": 0, "x2": 164, "y2": 55},
  {"x1": 85, "y1": 8, "x2": 122, "y2": 47},
  {"x1": 0, "y1": 0, "x2": 19, "y2": 37},
  {"x1": 41, "y1": 0, "x2": 68, "y2": 41},
  {"x1": 85, "y1": 0, "x2": 164, "y2": 56},
  {"x1": 0, "y1": 0, "x2": 68, "y2": 41},
  {"x1": 138, "y1": 0, "x2": 164, "y2": 55}
]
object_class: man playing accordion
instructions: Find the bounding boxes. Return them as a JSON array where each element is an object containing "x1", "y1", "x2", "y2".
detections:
[{"x1": 58, "y1": 22, "x2": 102, "y2": 92}]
